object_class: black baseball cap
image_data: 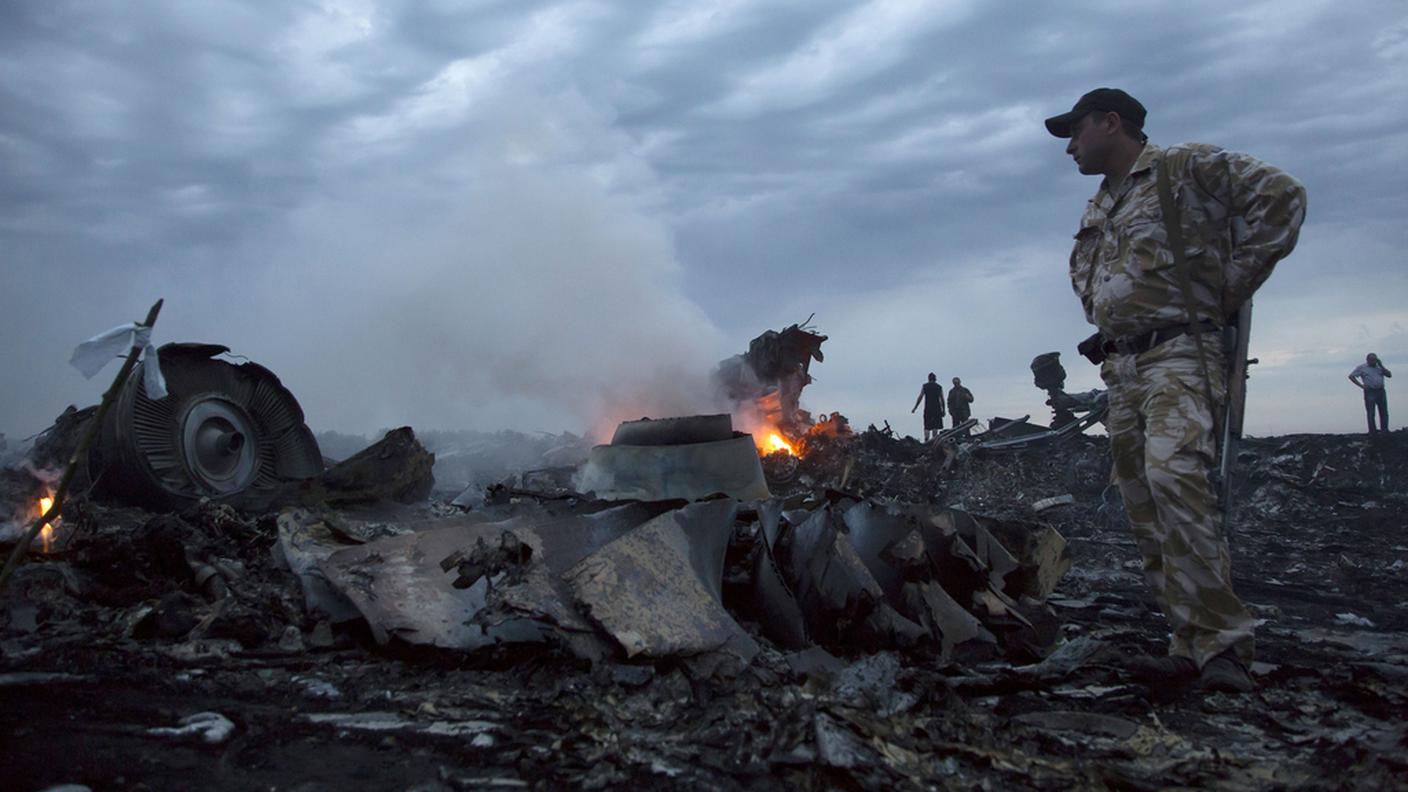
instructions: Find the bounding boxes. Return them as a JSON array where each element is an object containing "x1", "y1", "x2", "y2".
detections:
[{"x1": 1044, "y1": 88, "x2": 1146, "y2": 138}]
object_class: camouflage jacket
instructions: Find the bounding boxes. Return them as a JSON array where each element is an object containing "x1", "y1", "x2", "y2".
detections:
[{"x1": 1069, "y1": 143, "x2": 1307, "y2": 338}]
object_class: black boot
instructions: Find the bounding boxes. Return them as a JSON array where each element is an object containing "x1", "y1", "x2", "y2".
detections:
[
  {"x1": 1200, "y1": 650, "x2": 1254, "y2": 693},
  {"x1": 1128, "y1": 653, "x2": 1198, "y2": 685}
]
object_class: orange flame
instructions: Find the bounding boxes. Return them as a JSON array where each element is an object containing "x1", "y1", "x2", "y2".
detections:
[
  {"x1": 765, "y1": 432, "x2": 798, "y2": 457},
  {"x1": 37, "y1": 496, "x2": 54, "y2": 553}
]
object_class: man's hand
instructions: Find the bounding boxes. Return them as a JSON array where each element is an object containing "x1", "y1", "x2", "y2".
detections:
[{"x1": 1078, "y1": 331, "x2": 1106, "y2": 365}]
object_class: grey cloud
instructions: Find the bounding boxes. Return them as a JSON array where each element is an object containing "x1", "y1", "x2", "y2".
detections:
[{"x1": 2, "y1": 1, "x2": 1406, "y2": 442}]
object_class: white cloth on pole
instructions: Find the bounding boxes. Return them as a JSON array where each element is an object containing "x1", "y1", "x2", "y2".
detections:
[{"x1": 68, "y1": 323, "x2": 167, "y2": 399}]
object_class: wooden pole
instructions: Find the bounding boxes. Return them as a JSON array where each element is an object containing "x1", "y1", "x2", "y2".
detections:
[{"x1": 0, "y1": 299, "x2": 164, "y2": 592}]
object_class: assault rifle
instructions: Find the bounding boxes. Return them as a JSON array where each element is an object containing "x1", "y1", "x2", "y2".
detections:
[{"x1": 1218, "y1": 300, "x2": 1257, "y2": 533}]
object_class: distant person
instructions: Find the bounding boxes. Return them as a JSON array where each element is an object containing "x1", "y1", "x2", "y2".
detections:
[
  {"x1": 911, "y1": 373, "x2": 945, "y2": 442},
  {"x1": 947, "y1": 377, "x2": 974, "y2": 431},
  {"x1": 1348, "y1": 353, "x2": 1392, "y2": 433}
]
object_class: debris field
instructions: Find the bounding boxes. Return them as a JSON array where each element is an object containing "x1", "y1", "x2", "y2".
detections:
[{"x1": 3, "y1": 413, "x2": 1406, "y2": 790}]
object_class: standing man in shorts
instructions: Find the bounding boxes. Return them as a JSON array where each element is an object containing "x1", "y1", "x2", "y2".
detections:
[{"x1": 911, "y1": 373, "x2": 945, "y2": 442}]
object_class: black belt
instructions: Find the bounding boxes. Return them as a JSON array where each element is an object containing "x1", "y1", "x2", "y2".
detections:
[{"x1": 1102, "y1": 321, "x2": 1220, "y2": 357}]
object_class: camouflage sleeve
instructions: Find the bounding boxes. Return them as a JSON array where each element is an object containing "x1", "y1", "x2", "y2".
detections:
[
  {"x1": 1186, "y1": 146, "x2": 1308, "y2": 310},
  {"x1": 1068, "y1": 200, "x2": 1102, "y2": 324}
]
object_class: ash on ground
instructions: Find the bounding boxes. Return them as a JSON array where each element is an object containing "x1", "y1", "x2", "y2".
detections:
[{"x1": 3, "y1": 427, "x2": 1407, "y2": 791}]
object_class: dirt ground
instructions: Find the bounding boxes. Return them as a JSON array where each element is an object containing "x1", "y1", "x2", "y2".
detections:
[{"x1": 3, "y1": 429, "x2": 1406, "y2": 791}]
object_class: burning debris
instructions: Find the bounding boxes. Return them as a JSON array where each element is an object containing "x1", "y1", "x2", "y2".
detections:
[
  {"x1": 259, "y1": 412, "x2": 1068, "y2": 674},
  {"x1": 9, "y1": 343, "x2": 327, "y2": 518},
  {"x1": 5, "y1": 421, "x2": 1406, "y2": 789},
  {"x1": 10, "y1": 350, "x2": 437, "y2": 527},
  {"x1": 714, "y1": 318, "x2": 829, "y2": 447},
  {"x1": 0, "y1": 460, "x2": 57, "y2": 543},
  {"x1": 705, "y1": 320, "x2": 867, "y2": 490},
  {"x1": 3, "y1": 324, "x2": 1408, "y2": 788}
]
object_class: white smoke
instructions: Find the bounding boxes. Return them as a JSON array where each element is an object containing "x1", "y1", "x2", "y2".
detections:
[{"x1": 192, "y1": 85, "x2": 728, "y2": 440}]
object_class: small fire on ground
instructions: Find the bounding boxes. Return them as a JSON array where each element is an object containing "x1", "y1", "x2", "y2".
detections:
[
  {"x1": 750, "y1": 412, "x2": 852, "y2": 459},
  {"x1": 37, "y1": 495, "x2": 56, "y2": 553}
]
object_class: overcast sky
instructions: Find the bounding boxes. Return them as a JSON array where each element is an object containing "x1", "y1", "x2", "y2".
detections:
[{"x1": 3, "y1": 0, "x2": 1406, "y2": 445}]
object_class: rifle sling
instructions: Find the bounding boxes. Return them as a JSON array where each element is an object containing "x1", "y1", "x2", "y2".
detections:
[{"x1": 1155, "y1": 157, "x2": 1223, "y2": 448}]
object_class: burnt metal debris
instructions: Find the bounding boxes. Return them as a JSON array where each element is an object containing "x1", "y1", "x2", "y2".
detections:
[
  {"x1": 1030, "y1": 351, "x2": 1108, "y2": 430},
  {"x1": 94, "y1": 343, "x2": 325, "y2": 510},
  {"x1": 574, "y1": 414, "x2": 770, "y2": 502},
  {"x1": 294, "y1": 415, "x2": 1065, "y2": 671},
  {"x1": 714, "y1": 319, "x2": 829, "y2": 433},
  {"x1": 276, "y1": 426, "x2": 435, "y2": 508},
  {"x1": 29, "y1": 343, "x2": 327, "y2": 512},
  {"x1": 5, "y1": 388, "x2": 1408, "y2": 788},
  {"x1": 17, "y1": 347, "x2": 436, "y2": 516}
]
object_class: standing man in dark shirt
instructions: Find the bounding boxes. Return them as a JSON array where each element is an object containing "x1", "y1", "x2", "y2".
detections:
[{"x1": 912, "y1": 373, "x2": 945, "y2": 442}]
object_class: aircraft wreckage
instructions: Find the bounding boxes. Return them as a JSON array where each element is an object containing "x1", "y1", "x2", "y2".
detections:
[
  {"x1": 7, "y1": 324, "x2": 1406, "y2": 789},
  {"x1": 4, "y1": 333, "x2": 1073, "y2": 670},
  {"x1": 282, "y1": 412, "x2": 1071, "y2": 670}
]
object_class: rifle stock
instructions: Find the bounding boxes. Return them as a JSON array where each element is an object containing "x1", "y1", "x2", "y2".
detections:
[{"x1": 1218, "y1": 299, "x2": 1254, "y2": 530}]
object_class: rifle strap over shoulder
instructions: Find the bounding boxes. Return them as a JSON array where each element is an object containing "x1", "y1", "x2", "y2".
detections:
[{"x1": 1155, "y1": 156, "x2": 1223, "y2": 440}]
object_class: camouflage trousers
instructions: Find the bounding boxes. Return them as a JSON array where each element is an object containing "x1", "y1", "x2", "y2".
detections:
[{"x1": 1102, "y1": 333, "x2": 1255, "y2": 668}]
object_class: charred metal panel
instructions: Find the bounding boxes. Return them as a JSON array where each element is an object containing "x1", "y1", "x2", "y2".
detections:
[
  {"x1": 610, "y1": 415, "x2": 734, "y2": 446},
  {"x1": 748, "y1": 498, "x2": 810, "y2": 649},
  {"x1": 276, "y1": 428, "x2": 434, "y2": 509},
  {"x1": 575, "y1": 436, "x2": 770, "y2": 502},
  {"x1": 841, "y1": 501, "x2": 922, "y2": 603},
  {"x1": 565, "y1": 500, "x2": 759, "y2": 664},
  {"x1": 775, "y1": 506, "x2": 928, "y2": 649},
  {"x1": 315, "y1": 503, "x2": 660, "y2": 652}
]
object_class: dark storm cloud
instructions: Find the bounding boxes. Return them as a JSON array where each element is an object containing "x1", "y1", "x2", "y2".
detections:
[{"x1": 1, "y1": 0, "x2": 1405, "y2": 441}]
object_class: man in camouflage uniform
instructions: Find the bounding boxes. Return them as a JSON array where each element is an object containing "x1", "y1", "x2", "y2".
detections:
[{"x1": 1046, "y1": 88, "x2": 1307, "y2": 692}]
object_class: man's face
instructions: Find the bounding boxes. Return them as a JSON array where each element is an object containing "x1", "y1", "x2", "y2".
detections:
[
  {"x1": 1065, "y1": 111, "x2": 1114, "y2": 175},
  {"x1": 952, "y1": 378, "x2": 960, "y2": 386}
]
